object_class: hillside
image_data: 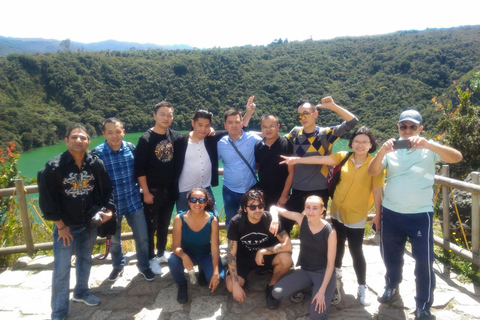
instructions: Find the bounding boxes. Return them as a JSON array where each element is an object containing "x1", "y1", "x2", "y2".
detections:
[
  {"x1": 1, "y1": 26, "x2": 480, "y2": 151},
  {"x1": 0, "y1": 36, "x2": 193, "y2": 56}
]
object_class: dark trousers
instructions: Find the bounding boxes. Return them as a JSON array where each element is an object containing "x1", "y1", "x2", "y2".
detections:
[
  {"x1": 283, "y1": 188, "x2": 329, "y2": 235},
  {"x1": 331, "y1": 218, "x2": 366, "y2": 285},
  {"x1": 143, "y1": 188, "x2": 175, "y2": 259},
  {"x1": 380, "y1": 206, "x2": 436, "y2": 310}
]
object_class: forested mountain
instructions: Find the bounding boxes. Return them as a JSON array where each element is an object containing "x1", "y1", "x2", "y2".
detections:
[
  {"x1": 0, "y1": 36, "x2": 193, "y2": 56},
  {"x1": 1, "y1": 26, "x2": 480, "y2": 151}
]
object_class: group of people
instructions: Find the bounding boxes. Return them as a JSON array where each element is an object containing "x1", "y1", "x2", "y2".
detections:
[{"x1": 39, "y1": 95, "x2": 462, "y2": 320}]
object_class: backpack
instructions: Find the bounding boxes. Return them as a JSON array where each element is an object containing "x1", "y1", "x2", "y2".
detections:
[{"x1": 327, "y1": 152, "x2": 353, "y2": 199}]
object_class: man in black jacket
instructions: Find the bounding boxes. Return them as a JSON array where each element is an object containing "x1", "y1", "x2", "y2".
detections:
[{"x1": 39, "y1": 124, "x2": 115, "y2": 320}]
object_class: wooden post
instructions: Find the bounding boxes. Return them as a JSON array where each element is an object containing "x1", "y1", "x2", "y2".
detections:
[
  {"x1": 471, "y1": 172, "x2": 480, "y2": 272},
  {"x1": 14, "y1": 179, "x2": 34, "y2": 257},
  {"x1": 442, "y1": 166, "x2": 450, "y2": 261}
]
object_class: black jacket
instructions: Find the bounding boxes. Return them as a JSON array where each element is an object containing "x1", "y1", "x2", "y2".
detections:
[{"x1": 39, "y1": 150, "x2": 116, "y2": 226}]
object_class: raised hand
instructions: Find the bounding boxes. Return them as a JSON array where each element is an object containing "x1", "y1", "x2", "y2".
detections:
[
  {"x1": 316, "y1": 96, "x2": 336, "y2": 109},
  {"x1": 246, "y1": 96, "x2": 256, "y2": 113}
]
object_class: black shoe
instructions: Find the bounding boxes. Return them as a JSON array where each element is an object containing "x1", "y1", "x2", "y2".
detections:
[
  {"x1": 139, "y1": 267, "x2": 155, "y2": 281},
  {"x1": 197, "y1": 268, "x2": 208, "y2": 286},
  {"x1": 266, "y1": 284, "x2": 280, "y2": 309},
  {"x1": 377, "y1": 286, "x2": 398, "y2": 303},
  {"x1": 415, "y1": 308, "x2": 433, "y2": 320},
  {"x1": 108, "y1": 268, "x2": 124, "y2": 281},
  {"x1": 177, "y1": 280, "x2": 188, "y2": 304}
]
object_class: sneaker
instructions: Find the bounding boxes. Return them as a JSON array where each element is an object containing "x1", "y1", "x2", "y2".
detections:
[
  {"x1": 266, "y1": 284, "x2": 280, "y2": 309},
  {"x1": 177, "y1": 280, "x2": 188, "y2": 304},
  {"x1": 415, "y1": 308, "x2": 433, "y2": 320},
  {"x1": 197, "y1": 269, "x2": 208, "y2": 286},
  {"x1": 290, "y1": 291, "x2": 305, "y2": 303},
  {"x1": 331, "y1": 287, "x2": 341, "y2": 305},
  {"x1": 72, "y1": 294, "x2": 100, "y2": 306},
  {"x1": 357, "y1": 285, "x2": 371, "y2": 306},
  {"x1": 149, "y1": 258, "x2": 162, "y2": 275},
  {"x1": 108, "y1": 268, "x2": 124, "y2": 281},
  {"x1": 335, "y1": 267, "x2": 342, "y2": 279},
  {"x1": 157, "y1": 252, "x2": 170, "y2": 264},
  {"x1": 139, "y1": 267, "x2": 155, "y2": 281},
  {"x1": 377, "y1": 286, "x2": 398, "y2": 303}
]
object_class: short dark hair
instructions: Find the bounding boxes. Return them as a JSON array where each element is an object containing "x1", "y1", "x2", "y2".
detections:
[
  {"x1": 65, "y1": 124, "x2": 89, "y2": 140},
  {"x1": 224, "y1": 108, "x2": 242, "y2": 122},
  {"x1": 348, "y1": 126, "x2": 378, "y2": 153},
  {"x1": 102, "y1": 117, "x2": 123, "y2": 132},
  {"x1": 240, "y1": 189, "x2": 265, "y2": 213},
  {"x1": 260, "y1": 113, "x2": 279, "y2": 125},
  {"x1": 186, "y1": 187, "x2": 215, "y2": 212},
  {"x1": 296, "y1": 99, "x2": 316, "y2": 112},
  {"x1": 154, "y1": 100, "x2": 173, "y2": 114},
  {"x1": 193, "y1": 110, "x2": 213, "y2": 123}
]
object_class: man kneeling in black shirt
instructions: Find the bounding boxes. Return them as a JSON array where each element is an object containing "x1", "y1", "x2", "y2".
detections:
[{"x1": 226, "y1": 189, "x2": 292, "y2": 309}]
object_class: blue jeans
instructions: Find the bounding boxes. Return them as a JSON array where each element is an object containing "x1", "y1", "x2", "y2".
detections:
[
  {"x1": 222, "y1": 186, "x2": 244, "y2": 230},
  {"x1": 168, "y1": 252, "x2": 225, "y2": 283},
  {"x1": 111, "y1": 208, "x2": 149, "y2": 272},
  {"x1": 176, "y1": 186, "x2": 218, "y2": 216},
  {"x1": 51, "y1": 224, "x2": 97, "y2": 320}
]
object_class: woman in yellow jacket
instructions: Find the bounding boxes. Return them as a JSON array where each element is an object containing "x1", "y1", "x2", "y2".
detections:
[{"x1": 280, "y1": 126, "x2": 384, "y2": 306}]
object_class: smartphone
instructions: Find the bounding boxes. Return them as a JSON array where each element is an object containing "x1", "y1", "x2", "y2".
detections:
[{"x1": 393, "y1": 139, "x2": 412, "y2": 149}]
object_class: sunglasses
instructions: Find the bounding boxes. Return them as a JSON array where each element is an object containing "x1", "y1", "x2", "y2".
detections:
[
  {"x1": 297, "y1": 112, "x2": 312, "y2": 121},
  {"x1": 247, "y1": 204, "x2": 265, "y2": 211},
  {"x1": 188, "y1": 197, "x2": 206, "y2": 204},
  {"x1": 399, "y1": 124, "x2": 418, "y2": 131}
]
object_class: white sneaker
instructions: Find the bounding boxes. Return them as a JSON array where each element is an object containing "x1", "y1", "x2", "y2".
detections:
[
  {"x1": 149, "y1": 258, "x2": 162, "y2": 274},
  {"x1": 358, "y1": 285, "x2": 371, "y2": 306},
  {"x1": 335, "y1": 267, "x2": 342, "y2": 279},
  {"x1": 157, "y1": 252, "x2": 170, "y2": 264}
]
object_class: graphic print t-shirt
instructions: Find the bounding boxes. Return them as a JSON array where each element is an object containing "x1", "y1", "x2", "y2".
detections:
[{"x1": 227, "y1": 211, "x2": 283, "y2": 261}]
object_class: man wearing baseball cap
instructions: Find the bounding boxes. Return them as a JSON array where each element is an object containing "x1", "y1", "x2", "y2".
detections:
[{"x1": 368, "y1": 109, "x2": 462, "y2": 320}]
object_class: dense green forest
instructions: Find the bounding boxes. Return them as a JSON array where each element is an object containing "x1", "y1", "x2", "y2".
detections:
[{"x1": 1, "y1": 26, "x2": 480, "y2": 151}]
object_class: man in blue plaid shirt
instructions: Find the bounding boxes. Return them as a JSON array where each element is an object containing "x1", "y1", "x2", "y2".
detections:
[{"x1": 92, "y1": 118, "x2": 155, "y2": 281}]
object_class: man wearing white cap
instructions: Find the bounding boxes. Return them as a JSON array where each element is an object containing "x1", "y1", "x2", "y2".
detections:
[{"x1": 368, "y1": 109, "x2": 462, "y2": 320}]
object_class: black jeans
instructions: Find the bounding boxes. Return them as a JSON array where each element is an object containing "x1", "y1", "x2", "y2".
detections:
[
  {"x1": 143, "y1": 188, "x2": 175, "y2": 259},
  {"x1": 331, "y1": 218, "x2": 366, "y2": 285}
]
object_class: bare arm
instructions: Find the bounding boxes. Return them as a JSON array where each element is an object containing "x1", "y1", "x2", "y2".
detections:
[
  {"x1": 280, "y1": 154, "x2": 338, "y2": 166},
  {"x1": 242, "y1": 96, "x2": 256, "y2": 127},
  {"x1": 226, "y1": 239, "x2": 246, "y2": 302},
  {"x1": 410, "y1": 137, "x2": 463, "y2": 163},
  {"x1": 270, "y1": 205, "x2": 304, "y2": 225},
  {"x1": 209, "y1": 218, "x2": 221, "y2": 292},
  {"x1": 171, "y1": 215, "x2": 194, "y2": 271},
  {"x1": 317, "y1": 96, "x2": 356, "y2": 122},
  {"x1": 368, "y1": 138, "x2": 395, "y2": 176},
  {"x1": 371, "y1": 187, "x2": 383, "y2": 231},
  {"x1": 312, "y1": 230, "x2": 337, "y2": 314},
  {"x1": 255, "y1": 230, "x2": 292, "y2": 266}
]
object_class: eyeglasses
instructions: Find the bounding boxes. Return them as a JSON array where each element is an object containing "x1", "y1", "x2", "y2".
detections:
[
  {"x1": 247, "y1": 204, "x2": 265, "y2": 211},
  {"x1": 352, "y1": 140, "x2": 371, "y2": 146},
  {"x1": 188, "y1": 197, "x2": 207, "y2": 204},
  {"x1": 399, "y1": 124, "x2": 418, "y2": 131},
  {"x1": 297, "y1": 112, "x2": 312, "y2": 121}
]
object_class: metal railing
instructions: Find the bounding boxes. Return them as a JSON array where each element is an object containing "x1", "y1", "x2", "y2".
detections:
[{"x1": 1, "y1": 166, "x2": 479, "y2": 266}]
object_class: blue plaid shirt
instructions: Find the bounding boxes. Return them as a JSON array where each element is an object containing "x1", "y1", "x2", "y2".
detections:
[{"x1": 92, "y1": 141, "x2": 142, "y2": 216}]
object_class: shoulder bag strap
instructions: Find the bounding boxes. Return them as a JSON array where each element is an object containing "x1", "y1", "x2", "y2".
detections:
[{"x1": 228, "y1": 138, "x2": 258, "y2": 182}]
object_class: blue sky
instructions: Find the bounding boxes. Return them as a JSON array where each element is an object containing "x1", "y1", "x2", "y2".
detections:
[{"x1": 2, "y1": 0, "x2": 480, "y2": 48}]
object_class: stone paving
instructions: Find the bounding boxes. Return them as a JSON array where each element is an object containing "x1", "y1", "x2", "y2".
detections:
[{"x1": 1, "y1": 237, "x2": 479, "y2": 319}]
